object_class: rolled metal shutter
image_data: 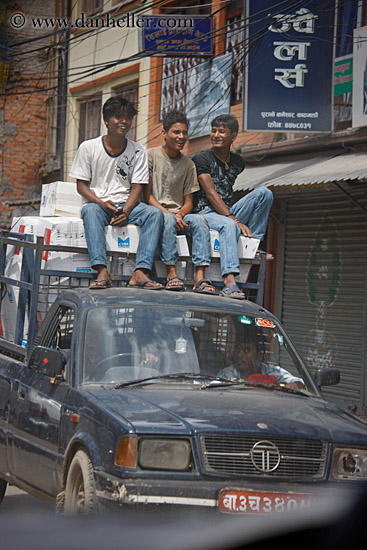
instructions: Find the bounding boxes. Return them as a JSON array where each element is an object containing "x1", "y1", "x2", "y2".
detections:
[{"x1": 281, "y1": 192, "x2": 367, "y2": 415}]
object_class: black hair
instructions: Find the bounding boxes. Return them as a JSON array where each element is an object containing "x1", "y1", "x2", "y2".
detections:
[
  {"x1": 102, "y1": 95, "x2": 137, "y2": 121},
  {"x1": 234, "y1": 322, "x2": 263, "y2": 356},
  {"x1": 211, "y1": 114, "x2": 239, "y2": 134},
  {"x1": 162, "y1": 109, "x2": 189, "y2": 132}
]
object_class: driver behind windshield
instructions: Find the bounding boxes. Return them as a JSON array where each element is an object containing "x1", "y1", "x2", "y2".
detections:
[{"x1": 218, "y1": 337, "x2": 305, "y2": 391}]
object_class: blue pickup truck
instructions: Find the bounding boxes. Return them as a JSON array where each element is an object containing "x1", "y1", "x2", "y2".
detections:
[{"x1": 0, "y1": 286, "x2": 367, "y2": 515}]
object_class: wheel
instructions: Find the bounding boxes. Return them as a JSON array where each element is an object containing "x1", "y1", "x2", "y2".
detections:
[
  {"x1": 64, "y1": 450, "x2": 98, "y2": 514},
  {"x1": 0, "y1": 479, "x2": 7, "y2": 505}
]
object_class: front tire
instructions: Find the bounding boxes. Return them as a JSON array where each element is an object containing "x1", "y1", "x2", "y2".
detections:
[{"x1": 64, "y1": 450, "x2": 98, "y2": 514}]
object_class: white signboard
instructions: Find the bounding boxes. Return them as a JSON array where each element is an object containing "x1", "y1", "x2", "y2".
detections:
[{"x1": 352, "y1": 25, "x2": 367, "y2": 128}]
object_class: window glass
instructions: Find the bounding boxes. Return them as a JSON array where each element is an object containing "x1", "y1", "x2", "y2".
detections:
[{"x1": 82, "y1": 306, "x2": 314, "y2": 394}]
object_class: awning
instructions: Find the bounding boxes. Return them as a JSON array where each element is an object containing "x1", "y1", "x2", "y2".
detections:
[{"x1": 234, "y1": 147, "x2": 367, "y2": 192}]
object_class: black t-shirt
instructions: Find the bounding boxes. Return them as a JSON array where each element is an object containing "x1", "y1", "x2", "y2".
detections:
[{"x1": 192, "y1": 149, "x2": 246, "y2": 213}]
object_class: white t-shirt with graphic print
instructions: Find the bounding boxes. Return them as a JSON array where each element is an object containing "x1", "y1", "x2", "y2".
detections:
[{"x1": 69, "y1": 136, "x2": 149, "y2": 204}]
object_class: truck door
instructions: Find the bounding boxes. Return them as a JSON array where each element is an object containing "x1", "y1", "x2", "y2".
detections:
[
  {"x1": 0, "y1": 359, "x2": 24, "y2": 479},
  {"x1": 8, "y1": 305, "x2": 75, "y2": 496}
]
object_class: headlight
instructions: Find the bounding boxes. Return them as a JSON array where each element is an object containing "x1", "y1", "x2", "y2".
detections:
[
  {"x1": 139, "y1": 439, "x2": 192, "y2": 471},
  {"x1": 331, "y1": 448, "x2": 367, "y2": 480}
]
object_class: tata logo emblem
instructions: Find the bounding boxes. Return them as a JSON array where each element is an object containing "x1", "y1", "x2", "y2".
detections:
[{"x1": 250, "y1": 440, "x2": 281, "y2": 473}]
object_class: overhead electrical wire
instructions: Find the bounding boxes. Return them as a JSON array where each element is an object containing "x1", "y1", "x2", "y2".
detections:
[
  {"x1": 1, "y1": 0, "x2": 350, "y2": 154},
  {"x1": 1, "y1": 0, "x2": 320, "y2": 97}
]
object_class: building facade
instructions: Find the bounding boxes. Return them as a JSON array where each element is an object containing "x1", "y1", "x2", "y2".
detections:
[
  {"x1": 64, "y1": 0, "x2": 152, "y2": 177},
  {"x1": 0, "y1": 0, "x2": 68, "y2": 227}
]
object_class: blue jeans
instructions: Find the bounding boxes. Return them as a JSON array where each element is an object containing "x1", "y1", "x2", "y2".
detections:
[
  {"x1": 201, "y1": 187, "x2": 273, "y2": 276},
  {"x1": 81, "y1": 202, "x2": 164, "y2": 271},
  {"x1": 160, "y1": 212, "x2": 211, "y2": 267}
]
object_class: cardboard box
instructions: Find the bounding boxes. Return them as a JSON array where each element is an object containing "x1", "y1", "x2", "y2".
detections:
[
  {"x1": 11, "y1": 216, "x2": 92, "y2": 273},
  {"x1": 210, "y1": 231, "x2": 260, "y2": 259},
  {"x1": 176, "y1": 235, "x2": 190, "y2": 257},
  {"x1": 1, "y1": 254, "x2": 25, "y2": 341},
  {"x1": 105, "y1": 225, "x2": 141, "y2": 253},
  {"x1": 10, "y1": 216, "x2": 190, "y2": 275},
  {"x1": 40, "y1": 182, "x2": 83, "y2": 217}
]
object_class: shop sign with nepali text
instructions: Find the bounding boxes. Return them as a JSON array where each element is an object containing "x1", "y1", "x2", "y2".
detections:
[
  {"x1": 244, "y1": 1, "x2": 336, "y2": 133},
  {"x1": 140, "y1": 15, "x2": 213, "y2": 56}
]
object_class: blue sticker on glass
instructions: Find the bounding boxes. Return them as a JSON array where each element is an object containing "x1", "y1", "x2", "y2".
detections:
[{"x1": 238, "y1": 315, "x2": 253, "y2": 325}]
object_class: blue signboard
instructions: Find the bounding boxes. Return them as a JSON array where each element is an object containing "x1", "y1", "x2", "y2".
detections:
[
  {"x1": 140, "y1": 15, "x2": 213, "y2": 56},
  {"x1": 244, "y1": 1, "x2": 336, "y2": 133},
  {"x1": 187, "y1": 53, "x2": 232, "y2": 138}
]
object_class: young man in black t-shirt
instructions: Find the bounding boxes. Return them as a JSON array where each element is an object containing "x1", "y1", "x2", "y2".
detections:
[{"x1": 192, "y1": 114, "x2": 273, "y2": 299}]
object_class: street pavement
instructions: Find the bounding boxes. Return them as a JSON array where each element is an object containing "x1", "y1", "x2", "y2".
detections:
[{"x1": 1, "y1": 485, "x2": 53, "y2": 514}]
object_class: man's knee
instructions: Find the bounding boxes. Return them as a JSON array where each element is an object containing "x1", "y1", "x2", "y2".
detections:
[
  {"x1": 254, "y1": 187, "x2": 273, "y2": 204},
  {"x1": 220, "y1": 217, "x2": 239, "y2": 233},
  {"x1": 142, "y1": 204, "x2": 163, "y2": 221},
  {"x1": 185, "y1": 214, "x2": 208, "y2": 231},
  {"x1": 163, "y1": 211, "x2": 176, "y2": 230},
  {"x1": 82, "y1": 202, "x2": 102, "y2": 219},
  {"x1": 211, "y1": 217, "x2": 240, "y2": 242}
]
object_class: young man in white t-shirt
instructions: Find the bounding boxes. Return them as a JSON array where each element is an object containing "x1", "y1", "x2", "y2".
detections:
[
  {"x1": 145, "y1": 110, "x2": 215, "y2": 294},
  {"x1": 69, "y1": 96, "x2": 164, "y2": 289}
]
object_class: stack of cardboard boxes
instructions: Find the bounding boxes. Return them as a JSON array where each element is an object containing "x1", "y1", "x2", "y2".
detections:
[{"x1": 1, "y1": 182, "x2": 260, "y2": 341}]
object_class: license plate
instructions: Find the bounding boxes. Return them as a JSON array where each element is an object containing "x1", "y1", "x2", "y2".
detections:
[{"x1": 219, "y1": 488, "x2": 314, "y2": 514}]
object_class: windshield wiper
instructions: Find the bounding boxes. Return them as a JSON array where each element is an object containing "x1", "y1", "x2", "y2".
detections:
[
  {"x1": 201, "y1": 379, "x2": 308, "y2": 394},
  {"x1": 114, "y1": 372, "x2": 230, "y2": 389},
  {"x1": 201, "y1": 379, "x2": 250, "y2": 389},
  {"x1": 245, "y1": 380, "x2": 307, "y2": 395}
]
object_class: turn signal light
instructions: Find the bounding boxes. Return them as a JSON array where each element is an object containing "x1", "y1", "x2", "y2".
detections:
[{"x1": 115, "y1": 436, "x2": 137, "y2": 468}]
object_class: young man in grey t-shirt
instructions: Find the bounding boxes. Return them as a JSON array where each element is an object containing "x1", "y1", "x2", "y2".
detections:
[{"x1": 145, "y1": 110, "x2": 215, "y2": 294}]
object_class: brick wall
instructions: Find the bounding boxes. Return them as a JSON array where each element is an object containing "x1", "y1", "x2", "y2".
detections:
[{"x1": 0, "y1": 0, "x2": 59, "y2": 228}]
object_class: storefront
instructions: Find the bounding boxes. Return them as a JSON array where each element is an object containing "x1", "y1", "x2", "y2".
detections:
[{"x1": 235, "y1": 143, "x2": 367, "y2": 415}]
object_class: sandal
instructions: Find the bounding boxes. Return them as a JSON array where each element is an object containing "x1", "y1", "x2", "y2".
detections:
[
  {"x1": 89, "y1": 278, "x2": 112, "y2": 290},
  {"x1": 193, "y1": 279, "x2": 217, "y2": 295},
  {"x1": 166, "y1": 276, "x2": 185, "y2": 291},
  {"x1": 219, "y1": 284, "x2": 245, "y2": 300},
  {"x1": 128, "y1": 279, "x2": 164, "y2": 290}
]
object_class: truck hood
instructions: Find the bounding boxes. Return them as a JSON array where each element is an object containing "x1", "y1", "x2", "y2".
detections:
[{"x1": 86, "y1": 385, "x2": 367, "y2": 444}]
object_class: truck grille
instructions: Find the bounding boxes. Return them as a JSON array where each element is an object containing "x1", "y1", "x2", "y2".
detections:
[{"x1": 199, "y1": 435, "x2": 328, "y2": 479}]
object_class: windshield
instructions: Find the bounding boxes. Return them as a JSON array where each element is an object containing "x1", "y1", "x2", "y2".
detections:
[{"x1": 82, "y1": 306, "x2": 315, "y2": 394}]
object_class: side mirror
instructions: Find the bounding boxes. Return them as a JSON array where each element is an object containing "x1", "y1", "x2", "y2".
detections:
[
  {"x1": 28, "y1": 346, "x2": 64, "y2": 378},
  {"x1": 315, "y1": 367, "x2": 340, "y2": 387}
]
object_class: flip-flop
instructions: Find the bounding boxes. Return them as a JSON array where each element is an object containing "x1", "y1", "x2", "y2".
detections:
[
  {"x1": 166, "y1": 276, "x2": 185, "y2": 291},
  {"x1": 128, "y1": 279, "x2": 164, "y2": 290},
  {"x1": 192, "y1": 279, "x2": 217, "y2": 295},
  {"x1": 89, "y1": 278, "x2": 112, "y2": 290},
  {"x1": 219, "y1": 284, "x2": 246, "y2": 300},
  {"x1": 256, "y1": 249, "x2": 274, "y2": 260}
]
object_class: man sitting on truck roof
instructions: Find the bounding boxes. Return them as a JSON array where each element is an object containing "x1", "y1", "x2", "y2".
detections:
[
  {"x1": 192, "y1": 114, "x2": 273, "y2": 299},
  {"x1": 144, "y1": 109, "x2": 215, "y2": 294},
  {"x1": 69, "y1": 95, "x2": 164, "y2": 290}
]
